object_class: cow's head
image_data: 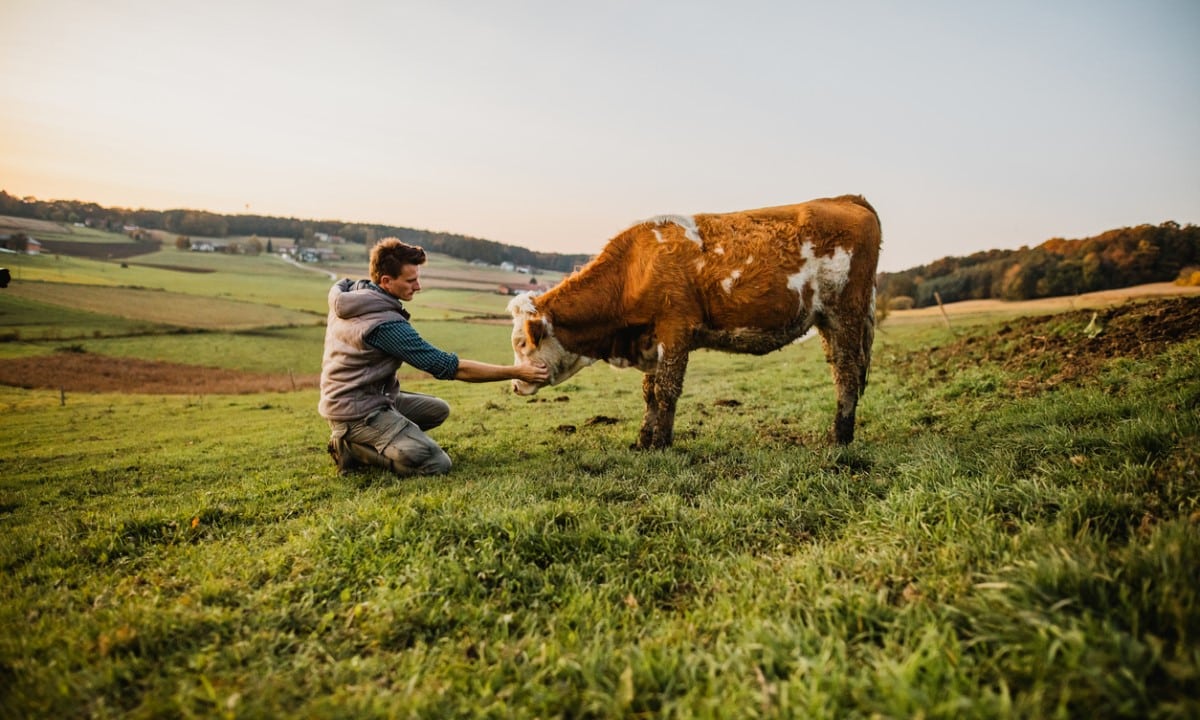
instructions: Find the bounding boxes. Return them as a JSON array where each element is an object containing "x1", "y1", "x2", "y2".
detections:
[{"x1": 507, "y1": 292, "x2": 594, "y2": 395}]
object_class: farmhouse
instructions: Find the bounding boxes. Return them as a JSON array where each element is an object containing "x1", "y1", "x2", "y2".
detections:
[
  {"x1": 497, "y1": 281, "x2": 550, "y2": 296},
  {"x1": 298, "y1": 248, "x2": 338, "y2": 263},
  {"x1": 0, "y1": 234, "x2": 42, "y2": 255}
]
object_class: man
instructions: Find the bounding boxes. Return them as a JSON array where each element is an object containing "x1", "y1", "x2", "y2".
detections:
[{"x1": 319, "y1": 238, "x2": 549, "y2": 476}]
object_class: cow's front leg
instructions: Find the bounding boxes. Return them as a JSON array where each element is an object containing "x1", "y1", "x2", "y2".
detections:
[
  {"x1": 647, "y1": 347, "x2": 689, "y2": 448},
  {"x1": 636, "y1": 372, "x2": 658, "y2": 449}
]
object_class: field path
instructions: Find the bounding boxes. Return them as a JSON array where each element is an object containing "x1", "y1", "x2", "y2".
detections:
[{"x1": 278, "y1": 254, "x2": 337, "y2": 281}]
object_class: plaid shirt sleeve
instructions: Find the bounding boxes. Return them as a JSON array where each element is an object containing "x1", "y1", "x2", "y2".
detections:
[{"x1": 366, "y1": 320, "x2": 460, "y2": 380}]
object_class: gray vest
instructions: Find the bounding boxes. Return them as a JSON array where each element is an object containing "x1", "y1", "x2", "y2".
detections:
[{"x1": 318, "y1": 280, "x2": 410, "y2": 421}]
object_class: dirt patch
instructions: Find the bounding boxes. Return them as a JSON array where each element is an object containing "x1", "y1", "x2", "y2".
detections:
[
  {"x1": 0, "y1": 351, "x2": 319, "y2": 394},
  {"x1": 891, "y1": 296, "x2": 1200, "y2": 395}
]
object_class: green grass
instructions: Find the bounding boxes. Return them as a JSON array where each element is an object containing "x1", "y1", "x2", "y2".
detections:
[
  {"x1": 3, "y1": 249, "x2": 332, "y2": 314},
  {"x1": 5, "y1": 280, "x2": 322, "y2": 331},
  {"x1": 2, "y1": 324, "x2": 1200, "y2": 715},
  {"x1": 0, "y1": 293, "x2": 173, "y2": 348},
  {"x1": 1, "y1": 253, "x2": 1198, "y2": 717}
]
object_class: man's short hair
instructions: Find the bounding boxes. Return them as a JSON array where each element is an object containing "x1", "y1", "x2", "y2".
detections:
[{"x1": 370, "y1": 238, "x2": 426, "y2": 283}]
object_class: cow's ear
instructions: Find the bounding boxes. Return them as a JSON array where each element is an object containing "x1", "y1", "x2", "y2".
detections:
[{"x1": 525, "y1": 317, "x2": 545, "y2": 347}]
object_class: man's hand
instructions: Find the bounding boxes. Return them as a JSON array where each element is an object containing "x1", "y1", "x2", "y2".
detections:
[{"x1": 516, "y1": 359, "x2": 550, "y2": 385}]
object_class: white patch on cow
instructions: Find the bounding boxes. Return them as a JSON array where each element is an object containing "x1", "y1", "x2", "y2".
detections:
[
  {"x1": 657, "y1": 343, "x2": 665, "y2": 362},
  {"x1": 793, "y1": 327, "x2": 819, "y2": 345},
  {"x1": 713, "y1": 246, "x2": 725, "y2": 255},
  {"x1": 653, "y1": 228, "x2": 664, "y2": 243},
  {"x1": 638, "y1": 215, "x2": 702, "y2": 246},
  {"x1": 787, "y1": 242, "x2": 854, "y2": 316},
  {"x1": 721, "y1": 269, "x2": 742, "y2": 294},
  {"x1": 745, "y1": 255, "x2": 754, "y2": 264},
  {"x1": 506, "y1": 291, "x2": 540, "y2": 317},
  {"x1": 694, "y1": 258, "x2": 705, "y2": 272}
]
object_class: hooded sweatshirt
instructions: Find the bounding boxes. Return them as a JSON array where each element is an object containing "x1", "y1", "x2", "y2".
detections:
[{"x1": 318, "y1": 279, "x2": 454, "y2": 421}]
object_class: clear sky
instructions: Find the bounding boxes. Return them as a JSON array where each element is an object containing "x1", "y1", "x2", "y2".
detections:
[{"x1": 2, "y1": 1, "x2": 1197, "y2": 272}]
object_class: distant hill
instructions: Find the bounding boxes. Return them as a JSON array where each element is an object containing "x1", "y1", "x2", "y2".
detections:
[
  {"x1": 878, "y1": 221, "x2": 1200, "y2": 307},
  {"x1": 0, "y1": 190, "x2": 592, "y2": 273}
]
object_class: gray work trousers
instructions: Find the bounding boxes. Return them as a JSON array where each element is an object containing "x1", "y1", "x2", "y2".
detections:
[{"x1": 329, "y1": 392, "x2": 452, "y2": 476}]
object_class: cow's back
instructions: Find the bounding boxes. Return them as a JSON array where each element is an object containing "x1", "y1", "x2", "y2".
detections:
[{"x1": 683, "y1": 196, "x2": 879, "y2": 332}]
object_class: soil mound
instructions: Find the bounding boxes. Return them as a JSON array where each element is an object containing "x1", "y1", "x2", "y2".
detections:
[{"x1": 895, "y1": 295, "x2": 1200, "y2": 395}]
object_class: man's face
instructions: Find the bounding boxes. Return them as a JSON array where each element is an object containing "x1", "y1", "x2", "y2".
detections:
[{"x1": 378, "y1": 264, "x2": 422, "y2": 301}]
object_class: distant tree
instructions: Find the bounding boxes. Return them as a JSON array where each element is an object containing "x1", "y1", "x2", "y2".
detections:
[
  {"x1": 266, "y1": 238, "x2": 274, "y2": 254},
  {"x1": 175, "y1": 235, "x2": 191, "y2": 250}
]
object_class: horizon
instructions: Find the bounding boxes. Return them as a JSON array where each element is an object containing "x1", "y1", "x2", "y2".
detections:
[{"x1": 2, "y1": 1, "x2": 1197, "y2": 274}]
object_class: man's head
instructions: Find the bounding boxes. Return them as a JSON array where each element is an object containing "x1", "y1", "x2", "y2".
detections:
[{"x1": 370, "y1": 238, "x2": 426, "y2": 301}]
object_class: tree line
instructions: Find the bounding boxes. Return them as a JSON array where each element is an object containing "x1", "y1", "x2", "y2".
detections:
[
  {"x1": 5, "y1": 190, "x2": 1195, "y2": 298},
  {"x1": 0, "y1": 191, "x2": 591, "y2": 273},
  {"x1": 878, "y1": 221, "x2": 1200, "y2": 307}
]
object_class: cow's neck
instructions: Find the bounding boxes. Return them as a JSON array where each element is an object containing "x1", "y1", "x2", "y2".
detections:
[{"x1": 539, "y1": 235, "x2": 636, "y2": 354}]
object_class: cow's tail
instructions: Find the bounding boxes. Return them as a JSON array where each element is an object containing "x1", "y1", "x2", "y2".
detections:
[
  {"x1": 860, "y1": 287, "x2": 876, "y2": 395},
  {"x1": 852, "y1": 195, "x2": 880, "y2": 396}
]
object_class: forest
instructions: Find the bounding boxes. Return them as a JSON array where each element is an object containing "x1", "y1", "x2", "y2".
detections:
[
  {"x1": 0, "y1": 191, "x2": 590, "y2": 273},
  {"x1": 877, "y1": 221, "x2": 1199, "y2": 306}
]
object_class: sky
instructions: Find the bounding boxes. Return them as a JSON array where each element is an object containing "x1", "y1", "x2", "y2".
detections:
[{"x1": 1, "y1": 1, "x2": 1197, "y2": 272}]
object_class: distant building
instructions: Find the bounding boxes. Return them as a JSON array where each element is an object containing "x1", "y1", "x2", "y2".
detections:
[
  {"x1": 0, "y1": 234, "x2": 41, "y2": 255},
  {"x1": 497, "y1": 281, "x2": 550, "y2": 296},
  {"x1": 299, "y1": 248, "x2": 338, "y2": 262}
]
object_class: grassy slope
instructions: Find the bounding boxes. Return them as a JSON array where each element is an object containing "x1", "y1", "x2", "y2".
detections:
[
  {"x1": 2, "y1": 334, "x2": 1197, "y2": 717},
  {"x1": 1, "y1": 246, "x2": 1198, "y2": 717}
]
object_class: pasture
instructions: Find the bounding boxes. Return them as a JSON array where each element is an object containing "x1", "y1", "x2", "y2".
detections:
[{"x1": 1, "y1": 242, "x2": 1197, "y2": 718}]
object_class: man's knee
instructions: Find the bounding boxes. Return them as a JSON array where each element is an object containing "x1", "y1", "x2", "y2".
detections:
[
  {"x1": 418, "y1": 449, "x2": 452, "y2": 476},
  {"x1": 398, "y1": 393, "x2": 451, "y2": 431},
  {"x1": 418, "y1": 399, "x2": 451, "y2": 431}
]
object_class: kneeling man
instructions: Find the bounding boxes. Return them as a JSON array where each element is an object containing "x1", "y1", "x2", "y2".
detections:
[{"x1": 319, "y1": 239, "x2": 548, "y2": 476}]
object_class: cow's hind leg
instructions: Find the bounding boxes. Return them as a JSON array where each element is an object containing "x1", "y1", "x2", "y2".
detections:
[{"x1": 819, "y1": 314, "x2": 874, "y2": 445}]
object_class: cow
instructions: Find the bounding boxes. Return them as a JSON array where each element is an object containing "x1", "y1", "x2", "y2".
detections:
[{"x1": 508, "y1": 194, "x2": 881, "y2": 449}]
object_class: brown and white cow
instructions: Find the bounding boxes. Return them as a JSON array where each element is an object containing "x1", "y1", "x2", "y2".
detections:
[{"x1": 508, "y1": 194, "x2": 881, "y2": 449}]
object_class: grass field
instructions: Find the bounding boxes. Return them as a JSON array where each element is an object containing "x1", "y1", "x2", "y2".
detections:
[
  {"x1": 1, "y1": 244, "x2": 1198, "y2": 718},
  {"x1": 0, "y1": 215, "x2": 136, "y2": 244}
]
